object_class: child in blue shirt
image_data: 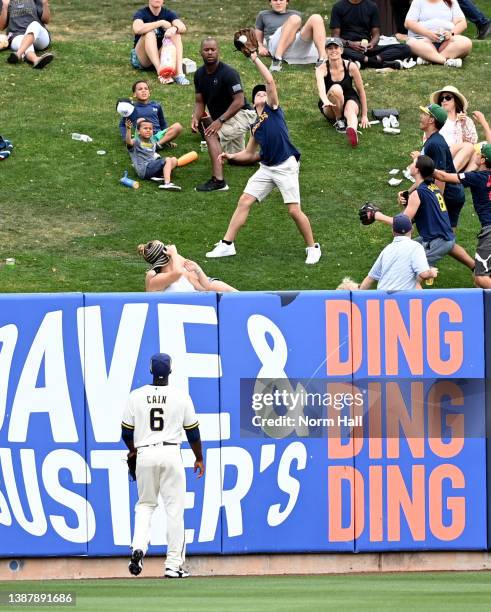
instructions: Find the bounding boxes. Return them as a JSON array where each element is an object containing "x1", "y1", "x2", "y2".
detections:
[{"x1": 119, "y1": 80, "x2": 182, "y2": 149}]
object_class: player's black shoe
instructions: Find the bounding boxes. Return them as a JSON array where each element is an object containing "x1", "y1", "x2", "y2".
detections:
[
  {"x1": 165, "y1": 567, "x2": 190, "y2": 578},
  {"x1": 195, "y1": 177, "x2": 230, "y2": 192},
  {"x1": 128, "y1": 549, "x2": 144, "y2": 576}
]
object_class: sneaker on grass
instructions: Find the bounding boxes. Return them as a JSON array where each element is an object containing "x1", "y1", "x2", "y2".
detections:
[
  {"x1": 346, "y1": 127, "x2": 358, "y2": 147},
  {"x1": 159, "y1": 182, "x2": 181, "y2": 191},
  {"x1": 165, "y1": 567, "x2": 190, "y2": 578},
  {"x1": 334, "y1": 119, "x2": 347, "y2": 133},
  {"x1": 305, "y1": 243, "x2": 321, "y2": 264},
  {"x1": 444, "y1": 58, "x2": 462, "y2": 68},
  {"x1": 174, "y1": 74, "x2": 190, "y2": 85},
  {"x1": 416, "y1": 57, "x2": 430, "y2": 65},
  {"x1": 206, "y1": 241, "x2": 236, "y2": 258},
  {"x1": 128, "y1": 549, "x2": 143, "y2": 576},
  {"x1": 270, "y1": 57, "x2": 282, "y2": 72},
  {"x1": 195, "y1": 177, "x2": 229, "y2": 192}
]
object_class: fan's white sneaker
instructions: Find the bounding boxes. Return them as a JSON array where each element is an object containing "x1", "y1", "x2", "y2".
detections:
[
  {"x1": 305, "y1": 243, "x2": 321, "y2": 264},
  {"x1": 206, "y1": 241, "x2": 236, "y2": 258},
  {"x1": 444, "y1": 58, "x2": 462, "y2": 68}
]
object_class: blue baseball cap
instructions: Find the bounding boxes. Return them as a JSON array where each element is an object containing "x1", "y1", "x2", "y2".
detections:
[
  {"x1": 393, "y1": 214, "x2": 413, "y2": 235},
  {"x1": 150, "y1": 353, "x2": 172, "y2": 379}
]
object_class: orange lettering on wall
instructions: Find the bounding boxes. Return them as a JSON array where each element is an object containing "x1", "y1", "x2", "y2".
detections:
[
  {"x1": 369, "y1": 465, "x2": 383, "y2": 542},
  {"x1": 428, "y1": 382, "x2": 464, "y2": 458},
  {"x1": 368, "y1": 383, "x2": 382, "y2": 459},
  {"x1": 327, "y1": 400, "x2": 362, "y2": 459},
  {"x1": 366, "y1": 300, "x2": 381, "y2": 376},
  {"x1": 384, "y1": 299, "x2": 423, "y2": 376},
  {"x1": 426, "y1": 299, "x2": 463, "y2": 375},
  {"x1": 328, "y1": 466, "x2": 364, "y2": 541},
  {"x1": 429, "y1": 464, "x2": 465, "y2": 541},
  {"x1": 386, "y1": 382, "x2": 425, "y2": 459},
  {"x1": 387, "y1": 465, "x2": 425, "y2": 541},
  {"x1": 326, "y1": 301, "x2": 362, "y2": 375}
]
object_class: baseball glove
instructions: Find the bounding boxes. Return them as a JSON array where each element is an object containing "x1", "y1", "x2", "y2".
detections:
[
  {"x1": 233, "y1": 27, "x2": 258, "y2": 58},
  {"x1": 127, "y1": 451, "x2": 137, "y2": 481},
  {"x1": 359, "y1": 202, "x2": 380, "y2": 225}
]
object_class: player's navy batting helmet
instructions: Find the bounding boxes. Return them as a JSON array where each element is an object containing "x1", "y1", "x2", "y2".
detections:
[{"x1": 150, "y1": 353, "x2": 172, "y2": 379}]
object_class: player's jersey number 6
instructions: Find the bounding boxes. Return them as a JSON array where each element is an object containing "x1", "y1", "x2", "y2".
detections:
[{"x1": 150, "y1": 407, "x2": 165, "y2": 431}]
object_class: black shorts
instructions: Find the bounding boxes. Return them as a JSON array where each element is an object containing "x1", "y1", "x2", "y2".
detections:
[
  {"x1": 445, "y1": 196, "x2": 465, "y2": 228},
  {"x1": 317, "y1": 93, "x2": 360, "y2": 117},
  {"x1": 474, "y1": 225, "x2": 491, "y2": 276}
]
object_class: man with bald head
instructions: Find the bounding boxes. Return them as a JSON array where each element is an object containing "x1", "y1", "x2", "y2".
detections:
[{"x1": 192, "y1": 37, "x2": 256, "y2": 192}]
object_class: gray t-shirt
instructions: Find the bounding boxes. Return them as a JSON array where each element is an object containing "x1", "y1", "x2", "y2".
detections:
[
  {"x1": 255, "y1": 9, "x2": 302, "y2": 41},
  {"x1": 7, "y1": 0, "x2": 44, "y2": 37},
  {"x1": 128, "y1": 136, "x2": 157, "y2": 178}
]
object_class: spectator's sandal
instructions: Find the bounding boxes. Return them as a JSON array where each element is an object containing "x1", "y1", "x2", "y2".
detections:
[{"x1": 33, "y1": 53, "x2": 54, "y2": 69}]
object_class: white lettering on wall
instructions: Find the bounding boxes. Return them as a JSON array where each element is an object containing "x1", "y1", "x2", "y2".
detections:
[
  {"x1": 9, "y1": 311, "x2": 77, "y2": 443},
  {"x1": 42, "y1": 449, "x2": 96, "y2": 543}
]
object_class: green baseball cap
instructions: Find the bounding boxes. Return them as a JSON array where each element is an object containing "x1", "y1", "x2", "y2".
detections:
[
  {"x1": 480, "y1": 143, "x2": 491, "y2": 163},
  {"x1": 419, "y1": 103, "x2": 448, "y2": 126}
]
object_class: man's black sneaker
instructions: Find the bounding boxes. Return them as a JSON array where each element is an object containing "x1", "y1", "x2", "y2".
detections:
[
  {"x1": 195, "y1": 177, "x2": 229, "y2": 192},
  {"x1": 165, "y1": 567, "x2": 190, "y2": 578},
  {"x1": 128, "y1": 549, "x2": 144, "y2": 576}
]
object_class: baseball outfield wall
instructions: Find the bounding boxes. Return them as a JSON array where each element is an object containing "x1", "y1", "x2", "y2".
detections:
[{"x1": 0, "y1": 289, "x2": 489, "y2": 556}]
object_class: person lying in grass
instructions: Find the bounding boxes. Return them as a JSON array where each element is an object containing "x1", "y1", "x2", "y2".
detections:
[{"x1": 138, "y1": 241, "x2": 238, "y2": 292}]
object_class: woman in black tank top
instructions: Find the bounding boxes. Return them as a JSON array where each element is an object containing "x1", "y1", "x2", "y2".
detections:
[{"x1": 315, "y1": 38, "x2": 370, "y2": 147}]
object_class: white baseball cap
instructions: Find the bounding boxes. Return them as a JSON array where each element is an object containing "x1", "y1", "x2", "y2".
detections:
[{"x1": 116, "y1": 98, "x2": 135, "y2": 117}]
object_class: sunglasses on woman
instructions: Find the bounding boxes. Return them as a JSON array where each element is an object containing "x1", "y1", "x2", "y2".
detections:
[{"x1": 439, "y1": 94, "x2": 454, "y2": 102}]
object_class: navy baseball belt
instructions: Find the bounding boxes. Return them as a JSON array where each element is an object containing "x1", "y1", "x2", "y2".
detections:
[{"x1": 138, "y1": 441, "x2": 179, "y2": 448}]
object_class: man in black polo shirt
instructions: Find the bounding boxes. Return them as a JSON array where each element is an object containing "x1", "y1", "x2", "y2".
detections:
[
  {"x1": 192, "y1": 37, "x2": 256, "y2": 192},
  {"x1": 330, "y1": 0, "x2": 411, "y2": 69}
]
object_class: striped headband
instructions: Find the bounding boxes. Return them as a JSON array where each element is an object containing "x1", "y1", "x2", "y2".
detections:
[{"x1": 144, "y1": 241, "x2": 170, "y2": 270}]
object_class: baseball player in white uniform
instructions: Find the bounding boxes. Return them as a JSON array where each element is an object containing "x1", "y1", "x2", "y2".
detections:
[{"x1": 121, "y1": 353, "x2": 205, "y2": 578}]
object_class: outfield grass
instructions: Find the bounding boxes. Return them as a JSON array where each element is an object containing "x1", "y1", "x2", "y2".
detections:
[
  {"x1": 0, "y1": 1, "x2": 490, "y2": 292},
  {"x1": 1, "y1": 573, "x2": 491, "y2": 611}
]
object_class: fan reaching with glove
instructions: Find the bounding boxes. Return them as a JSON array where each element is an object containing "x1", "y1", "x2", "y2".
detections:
[
  {"x1": 233, "y1": 27, "x2": 259, "y2": 58},
  {"x1": 359, "y1": 202, "x2": 381, "y2": 225}
]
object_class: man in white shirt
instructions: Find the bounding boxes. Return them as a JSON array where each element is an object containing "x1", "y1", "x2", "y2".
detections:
[
  {"x1": 360, "y1": 214, "x2": 437, "y2": 290},
  {"x1": 121, "y1": 353, "x2": 204, "y2": 578}
]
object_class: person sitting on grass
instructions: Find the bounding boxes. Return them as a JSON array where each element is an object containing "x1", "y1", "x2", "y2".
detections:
[
  {"x1": 131, "y1": 0, "x2": 189, "y2": 85},
  {"x1": 315, "y1": 37, "x2": 369, "y2": 147},
  {"x1": 405, "y1": 0, "x2": 472, "y2": 68},
  {"x1": 138, "y1": 241, "x2": 237, "y2": 292},
  {"x1": 360, "y1": 214, "x2": 437, "y2": 290},
  {"x1": 330, "y1": 0, "x2": 413, "y2": 70},
  {"x1": 429, "y1": 85, "x2": 477, "y2": 171},
  {"x1": 255, "y1": 0, "x2": 328, "y2": 72},
  {"x1": 125, "y1": 118, "x2": 180, "y2": 190},
  {"x1": 0, "y1": 0, "x2": 54, "y2": 69},
  {"x1": 434, "y1": 144, "x2": 491, "y2": 288},
  {"x1": 119, "y1": 80, "x2": 182, "y2": 149}
]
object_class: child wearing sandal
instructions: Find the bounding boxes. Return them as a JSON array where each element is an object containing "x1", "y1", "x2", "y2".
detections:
[
  {"x1": 125, "y1": 118, "x2": 181, "y2": 190},
  {"x1": 119, "y1": 80, "x2": 182, "y2": 149}
]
